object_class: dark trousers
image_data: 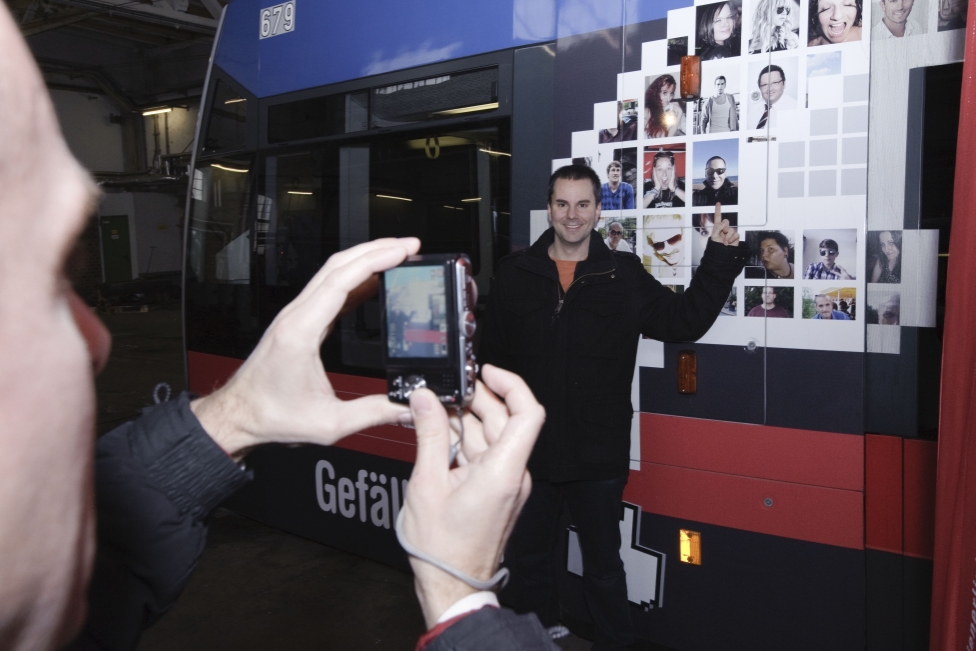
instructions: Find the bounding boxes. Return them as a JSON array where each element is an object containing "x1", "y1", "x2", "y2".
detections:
[{"x1": 503, "y1": 477, "x2": 634, "y2": 651}]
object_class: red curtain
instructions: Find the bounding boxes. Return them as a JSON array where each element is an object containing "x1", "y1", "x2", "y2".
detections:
[{"x1": 930, "y1": 7, "x2": 976, "y2": 649}]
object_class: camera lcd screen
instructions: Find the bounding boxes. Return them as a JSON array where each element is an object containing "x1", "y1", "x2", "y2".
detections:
[{"x1": 385, "y1": 265, "x2": 449, "y2": 359}]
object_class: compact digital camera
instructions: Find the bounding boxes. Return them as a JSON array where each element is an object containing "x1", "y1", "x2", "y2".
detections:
[{"x1": 380, "y1": 254, "x2": 477, "y2": 406}]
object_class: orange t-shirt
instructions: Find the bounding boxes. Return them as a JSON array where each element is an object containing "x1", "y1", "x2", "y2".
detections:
[{"x1": 553, "y1": 259, "x2": 578, "y2": 293}]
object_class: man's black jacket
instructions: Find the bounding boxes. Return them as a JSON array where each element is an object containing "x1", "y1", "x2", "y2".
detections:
[
  {"x1": 692, "y1": 178, "x2": 738, "y2": 206},
  {"x1": 479, "y1": 228, "x2": 747, "y2": 482}
]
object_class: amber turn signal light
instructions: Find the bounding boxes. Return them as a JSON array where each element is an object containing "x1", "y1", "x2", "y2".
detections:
[
  {"x1": 680, "y1": 55, "x2": 701, "y2": 99},
  {"x1": 680, "y1": 529, "x2": 702, "y2": 565},
  {"x1": 677, "y1": 350, "x2": 697, "y2": 394}
]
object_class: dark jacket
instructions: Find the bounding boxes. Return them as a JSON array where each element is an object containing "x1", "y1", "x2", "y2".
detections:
[
  {"x1": 692, "y1": 178, "x2": 738, "y2": 206},
  {"x1": 479, "y1": 229, "x2": 747, "y2": 482},
  {"x1": 67, "y1": 394, "x2": 557, "y2": 651}
]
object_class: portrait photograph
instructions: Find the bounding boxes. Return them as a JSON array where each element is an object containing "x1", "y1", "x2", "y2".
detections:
[
  {"x1": 696, "y1": 0, "x2": 743, "y2": 60},
  {"x1": 747, "y1": 0, "x2": 801, "y2": 53},
  {"x1": 745, "y1": 285, "x2": 794, "y2": 318},
  {"x1": 744, "y1": 230, "x2": 795, "y2": 278},
  {"x1": 692, "y1": 64, "x2": 741, "y2": 134},
  {"x1": 642, "y1": 214, "x2": 687, "y2": 279},
  {"x1": 872, "y1": 0, "x2": 927, "y2": 38},
  {"x1": 802, "y1": 287, "x2": 857, "y2": 320},
  {"x1": 598, "y1": 216, "x2": 638, "y2": 254},
  {"x1": 866, "y1": 286, "x2": 899, "y2": 325},
  {"x1": 802, "y1": 229, "x2": 857, "y2": 280},
  {"x1": 808, "y1": 0, "x2": 864, "y2": 46},
  {"x1": 595, "y1": 148, "x2": 638, "y2": 211},
  {"x1": 644, "y1": 73, "x2": 686, "y2": 139},
  {"x1": 937, "y1": 0, "x2": 967, "y2": 31},
  {"x1": 721, "y1": 287, "x2": 738, "y2": 316},
  {"x1": 691, "y1": 211, "x2": 738, "y2": 266},
  {"x1": 691, "y1": 138, "x2": 739, "y2": 208},
  {"x1": 667, "y1": 36, "x2": 689, "y2": 65},
  {"x1": 867, "y1": 229, "x2": 902, "y2": 284},
  {"x1": 598, "y1": 100, "x2": 640, "y2": 144},
  {"x1": 643, "y1": 145, "x2": 686, "y2": 209},
  {"x1": 747, "y1": 57, "x2": 799, "y2": 131}
]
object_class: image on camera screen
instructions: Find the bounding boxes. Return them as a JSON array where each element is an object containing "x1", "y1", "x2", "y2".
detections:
[{"x1": 385, "y1": 265, "x2": 449, "y2": 359}]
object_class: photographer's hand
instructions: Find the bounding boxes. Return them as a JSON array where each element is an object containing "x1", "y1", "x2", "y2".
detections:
[
  {"x1": 403, "y1": 365, "x2": 545, "y2": 628},
  {"x1": 190, "y1": 237, "x2": 420, "y2": 460}
]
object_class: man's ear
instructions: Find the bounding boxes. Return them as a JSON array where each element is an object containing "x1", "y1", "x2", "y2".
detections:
[{"x1": 546, "y1": 204, "x2": 552, "y2": 225}]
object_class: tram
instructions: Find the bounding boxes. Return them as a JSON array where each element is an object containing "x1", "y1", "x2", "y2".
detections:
[{"x1": 183, "y1": 1, "x2": 963, "y2": 649}]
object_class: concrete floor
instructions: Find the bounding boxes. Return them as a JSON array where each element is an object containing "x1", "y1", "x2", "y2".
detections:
[{"x1": 94, "y1": 305, "x2": 595, "y2": 650}]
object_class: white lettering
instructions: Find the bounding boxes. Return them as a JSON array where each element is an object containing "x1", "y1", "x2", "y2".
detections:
[
  {"x1": 356, "y1": 470, "x2": 370, "y2": 523},
  {"x1": 370, "y1": 484, "x2": 390, "y2": 529},
  {"x1": 315, "y1": 460, "x2": 336, "y2": 513},
  {"x1": 338, "y1": 478, "x2": 356, "y2": 518}
]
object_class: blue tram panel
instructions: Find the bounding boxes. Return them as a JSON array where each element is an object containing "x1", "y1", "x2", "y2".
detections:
[{"x1": 215, "y1": 0, "x2": 688, "y2": 98}]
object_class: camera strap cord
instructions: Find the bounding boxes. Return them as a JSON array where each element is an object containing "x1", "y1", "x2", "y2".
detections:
[
  {"x1": 395, "y1": 508, "x2": 510, "y2": 591},
  {"x1": 395, "y1": 406, "x2": 509, "y2": 592}
]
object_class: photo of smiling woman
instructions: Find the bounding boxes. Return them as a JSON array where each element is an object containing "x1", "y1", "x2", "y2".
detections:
[
  {"x1": 808, "y1": 0, "x2": 863, "y2": 45},
  {"x1": 645, "y1": 74, "x2": 685, "y2": 138},
  {"x1": 697, "y1": 1, "x2": 742, "y2": 59},
  {"x1": 749, "y1": 0, "x2": 801, "y2": 52},
  {"x1": 868, "y1": 229, "x2": 902, "y2": 283}
]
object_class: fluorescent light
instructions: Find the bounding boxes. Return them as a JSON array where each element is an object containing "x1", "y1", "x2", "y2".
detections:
[
  {"x1": 142, "y1": 107, "x2": 172, "y2": 116},
  {"x1": 287, "y1": 191, "x2": 313, "y2": 195},
  {"x1": 376, "y1": 194, "x2": 412, "y2": 202},
  {"x1": 224, "y1": 98, "x2": 246, "y2": 105},
  {"x1": 432, "y1": 102, "x2": 499, "y2": 116},
  {"x1": 479, "y1": 148, "x2": 511, "y2": 157},
  {"x1": 461, "y1": 197, "x2": 481, "y2": 202},
  {"x1": 443, "y1": 205, "x2": 463, "y2": 210},
  {"x1": 211, "y1": 163, "x2": 249, "y2": 173}
]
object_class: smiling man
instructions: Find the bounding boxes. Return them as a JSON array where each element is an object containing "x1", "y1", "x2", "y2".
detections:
[
  {"x1": 692, "y1": 155, "x2": 739, "y2": 206},
  {"x1": 873, "y1": 0, "x2": 920, "y2": 38},
  {"x1": 600, "y1": 160, "x2": 635, "y2": 210},
  {"x1": 813, "y1": 294, "x2": 851, "y2": 320},
  {"x1": 481, "y1": 164, "x2": 747, "y2": 650},
  {"x1": 753, "y1": 63, "x2": 796, "y2": 129}
]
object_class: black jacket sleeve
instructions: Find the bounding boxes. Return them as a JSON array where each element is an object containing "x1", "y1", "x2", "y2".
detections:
[
  {"x1": 425, "y1": 608, "x2": 558, "y2": 651},
  {"x1": 637, "y1": 239, "x2": 748, "y2": 342},
  {"x1": 65, "y1": 393, "x2": 251, "y2": 651}
]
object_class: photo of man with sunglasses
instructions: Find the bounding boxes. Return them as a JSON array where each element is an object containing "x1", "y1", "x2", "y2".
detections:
[
  {"x1": 643, "y1": 216, "x2": 687, "y2": 278},
  {"x1": 692, "y1": 155, "x2": 739, "y2": 206},
  {"x1": 803, "y1": 237, "x2": 855, "y2": 279}
]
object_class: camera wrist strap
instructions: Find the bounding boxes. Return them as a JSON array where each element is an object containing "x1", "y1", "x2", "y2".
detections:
[{"x1": 395, "y1": 509, "x2": 510, "y2": 591}]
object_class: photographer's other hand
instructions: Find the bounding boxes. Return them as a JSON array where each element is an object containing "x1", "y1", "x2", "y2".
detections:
[
  {"x1": 403, "y1": 365, "x2": 545, "y2": 628},
  {"x1": 190, "y1": 237, "x2": 420, "y2": 460}
]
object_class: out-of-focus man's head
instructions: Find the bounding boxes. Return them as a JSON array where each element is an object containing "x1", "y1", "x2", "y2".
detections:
[{"x1": 0, "y1": 5, "x2": 112, "y2": 648}]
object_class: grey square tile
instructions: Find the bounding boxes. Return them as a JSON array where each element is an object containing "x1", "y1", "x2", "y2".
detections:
[
  {"x1": 842, "y1": 137, "x2": 868, "y2": 165},
  {"x1": 844, "y1": 75, "x2": 869, "y2": 103},
  {"x1": 841, "y1": 167, "x2": 867, "y2": 195},
  {"x1": 810, "y1": 108, "x2": 839, "y2": 136},
  {"x1": 779, "y1": 141, "x2": 805, "y2": 168},
  {"x1": 809, "y1": 170, "x2": 837, "y2": 197},
  {"x1": 842, "y1": 105, "x2": 869, "y2": 133},
  {"x1": 778, "y1": 171, "x2": 805, "y2": 198},
  {"x1": 809, "y1": 139, "x2": 838, "y2": 166}
]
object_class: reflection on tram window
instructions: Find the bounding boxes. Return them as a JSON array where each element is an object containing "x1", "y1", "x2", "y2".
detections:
[{"x1": 203, "y1": 81, "x2": 247, "y2": 154}]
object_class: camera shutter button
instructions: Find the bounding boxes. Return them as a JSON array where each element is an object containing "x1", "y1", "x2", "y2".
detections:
[{"x1": 462, "y1": 310, "x2": 476, "y2": 337}]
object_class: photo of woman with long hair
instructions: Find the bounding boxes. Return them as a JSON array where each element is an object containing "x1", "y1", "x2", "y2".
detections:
[
  {"x1": 696, "y1": 1, "x2": 742, "y2": 60},
  {"x1": 869, "y1": 230, "x2": 901, "y2": 283},
  {"x1": 808, "y1": 0, "x2": 863, "y2": 45},
  {"x1": 749, "y1": 0, "x2": 801, "y2": 52},
  {"x1": 644, "y1": 74, "x2": 685, "y2": 139}
]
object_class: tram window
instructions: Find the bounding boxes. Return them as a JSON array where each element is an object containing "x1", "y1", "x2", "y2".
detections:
[
  {"x1": 203, "y1": 82, "x2": 248, "y2": 154},
  {"x1": 184, "y1": 156, "x2": 262, "y2": 359},
  {"x1": 370, "y1": 68, "x2": 499, "y2": 128},
  {"x1": 267, "y1": 91, "x2": 369, "y2": 143},
  {"x1": 187, "y1": 158, "x2": 255, "y2": 283}
]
